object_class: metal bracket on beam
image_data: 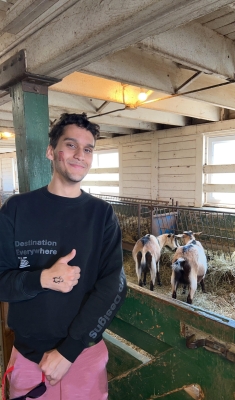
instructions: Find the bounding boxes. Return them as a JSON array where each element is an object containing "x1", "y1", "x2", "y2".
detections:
[
  {"x1": 175, "y1": 71, "x2": 203, "y2": 93},
  {"x1": 0, "y1": 49, "x2": 61, "y2": 91}
]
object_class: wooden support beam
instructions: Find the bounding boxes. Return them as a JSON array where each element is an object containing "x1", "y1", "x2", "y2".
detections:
[
  {"x1": 203, "y1": 164, "x2": 235, "y2": 173},
  {"x1": 53, "y1": 71, "x2": 221, "y2": 121},
  {"x1": 49, "y1": 89, "x2": 188, "y2": 126},
  {"x1": 11, "y1": 82, "x2": 51, "y2": 193},
  {"x1": 140, "y1": 21, "x2": 235, "y2": 80},
  {"x1": 203, "y1": 183, "x2": 235, "y2": 193},
  {"x1": 2, "y1": 0, "x2": 59, "y2": 35},
  {"x1": 0, "y1": 0, "x2": 233, "y2": 78},
  {"x1": 48, "y1": 105, "x2": 158, "y2": 131},
  {"x1": 83, "y1": 48, "x2": 235, "y2": 111}
]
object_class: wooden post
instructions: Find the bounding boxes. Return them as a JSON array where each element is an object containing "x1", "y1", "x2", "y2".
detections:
[
  {"x1": 11, "y1": 81, "x2": 51, "y2": 193},
  {"x1": 0, "y1": 81, "x2": 53, "y2": 371}
]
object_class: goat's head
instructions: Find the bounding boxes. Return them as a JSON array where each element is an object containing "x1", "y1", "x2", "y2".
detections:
[
  {"x1": 175, "y1": 231, "x2": 202, "y2": 245},
  {"x1": 172, "y1": 257, "x2": 185, "y2": 271},
  {"x1": 164, "y1": 233, "x2": 179, "y2": 250}
]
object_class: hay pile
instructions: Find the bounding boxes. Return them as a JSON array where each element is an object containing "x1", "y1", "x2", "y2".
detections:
[
  {"x1": 116, "y1": 213, "x2": 151, "y2": 243},
  {"x1": 123, "y1": 249, "x2": 235, "y2": 320}
]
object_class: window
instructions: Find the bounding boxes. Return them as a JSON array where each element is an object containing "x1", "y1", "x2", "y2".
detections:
[
  {"x1": 206, "y1": 135, "x2": 235, "y2": 206},
  {"x1": 81, "y1": 149, "x2": 119, "y2": 195}
]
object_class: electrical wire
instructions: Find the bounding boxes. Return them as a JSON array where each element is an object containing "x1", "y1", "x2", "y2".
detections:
[
  {"x1": 88, "y1": 107, "x2": 126, "y2": 119},
  {"x1": 88, "y1": 79, "x2": 235, "y2": 117}
]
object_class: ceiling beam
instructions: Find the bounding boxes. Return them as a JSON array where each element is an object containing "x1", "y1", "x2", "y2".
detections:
[
  {"x1": 99, "y1": 125, "x2": 136, "y2": 135},
  {"x1": 51, "y1": 72, "x2": 221, "y2": 121},
  {"x1": 99, "y1": 132, "x2": 115, "y2": 139},
  {"x1": 0, "y1": 1, "x2": 9, "y2": 12},
  {"x1": 49, "y1": 103, "x2": 187, "y2": 127},
  {"x1": 48, "y1": 90, "x2": 188, "y2": 126},
  {"x1": 139, "y1": 21, "x2": 235, "y2": 80},
  {"x1": 48, "y1": 106, "x2": 158, "y2": 131},
  {"x1": 48, "y1": 91, "x2": 97, "y2": 113},
  {"x1": 0, "y1": 117, "x2": 146, "y2": 137},
  {"x1": 0, "y1": 0, "x2": 233, "y2": 78},
  {"x1": 0, "y1": 0, "x2": 79, "y2": 54},
  {"x1": 1, "y1": 0, "x2": 59, "y2": 35},
  {"x1": 0, "y1": 94, "x2": 158, "y2": 131},
  {"x1": 82, "y1": 46, "x2": 235, "y2": 110}
]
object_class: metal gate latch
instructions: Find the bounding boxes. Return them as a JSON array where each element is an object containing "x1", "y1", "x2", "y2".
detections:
[{"x1": 186, "y1": 334, "x2": 235, "y2": 363}]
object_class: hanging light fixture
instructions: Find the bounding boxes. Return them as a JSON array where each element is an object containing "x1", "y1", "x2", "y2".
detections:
[
  {"x1": 0, "y1": 132, "x2": 15, "y2": 139},
  {"x1": 136, "y1": 89, "x2": 153, "y2": 106},
  {"x1": 138, "y1": 91, "x2": 148, "y2": 102}
]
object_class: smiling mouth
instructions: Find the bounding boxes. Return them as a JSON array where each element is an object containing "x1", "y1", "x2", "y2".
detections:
[{"x1": 68, "y1": 163, "x2": 85, "y2": 169}]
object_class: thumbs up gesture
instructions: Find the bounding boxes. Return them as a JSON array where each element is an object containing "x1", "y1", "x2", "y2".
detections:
[{"x1": 40, "y1": 249, "x2": 81, "y2": 293}]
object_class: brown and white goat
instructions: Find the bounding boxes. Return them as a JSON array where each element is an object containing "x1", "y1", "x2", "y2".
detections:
[
  {"x1": 176, "y1": 230, "x2": 203, "y2": 247},
  {"x1": 132, "y1": 233, "x2": 178, "y2": 291},
  {"x1": 171, "y1": 231, "x2": 207, "y2": 304}
]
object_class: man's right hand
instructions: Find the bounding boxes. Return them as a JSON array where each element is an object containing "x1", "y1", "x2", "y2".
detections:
[{"x1": 40, "y1": 249, "x2": 80, "y2": 293}]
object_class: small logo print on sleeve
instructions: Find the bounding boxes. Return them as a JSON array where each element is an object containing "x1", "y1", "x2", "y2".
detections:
[{"x1": 18, "y1": 257, "x2": 31, "y2": 268}]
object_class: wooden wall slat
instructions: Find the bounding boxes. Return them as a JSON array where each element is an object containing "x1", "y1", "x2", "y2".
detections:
[
  {"x1": 159, "y1": 149, "x2": 196, "y2": 160},
  {"x1": 159, "y1": 158, "x2": 196, "y2": 168},
  {"x1": 159, "y1": 175, "x2": 195, "y2": 183},
  {"x1": 203, "y1": 164, "x2": 235, "y2": 173}
]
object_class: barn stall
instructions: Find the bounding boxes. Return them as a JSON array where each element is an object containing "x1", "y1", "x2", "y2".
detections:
[
  {"x1": 91, "y1": 193, "x2": 235, "y2": 319},
  {"x1": 88, "y1": 121, "x2": 235, "y2": 315},
  {"x1": 89, "y1": 125, "x2": 235, "y2": 398}
]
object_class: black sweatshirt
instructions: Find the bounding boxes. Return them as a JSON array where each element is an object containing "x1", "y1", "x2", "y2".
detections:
[{"x1": 0, "y1": 187, "x2": 127, "y2": 363}]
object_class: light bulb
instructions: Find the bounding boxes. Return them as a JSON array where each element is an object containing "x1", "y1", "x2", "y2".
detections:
[
  {"x1": 0, "y1": 132, "x2": 14, "y2": 139},
  {"x1": 138, "y1": 92, "x2": 148, "y2": 102}
]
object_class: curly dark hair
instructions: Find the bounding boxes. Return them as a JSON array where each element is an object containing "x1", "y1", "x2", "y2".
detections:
[{"x1": 49, "y1": 113, "x2": 100, "y2": 148}]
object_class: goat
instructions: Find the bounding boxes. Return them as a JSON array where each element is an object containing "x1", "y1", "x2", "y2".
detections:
[
  {"x1": 171, "y1": 232, "x2": 207, "y2": 304},
  {"x1": 176, "y1": 230, "x2": 203, "y2": 246},
  {"x1": 132, "y1": 233, "x2": 178, "y2": 291},
  {"x1": 174, "y1": 230, "x2": 204, "y2": 295}
]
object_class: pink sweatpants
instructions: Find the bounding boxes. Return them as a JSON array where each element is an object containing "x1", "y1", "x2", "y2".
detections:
[{"x1": 7, "y1": 340, "x2": 108, "y2": 400}]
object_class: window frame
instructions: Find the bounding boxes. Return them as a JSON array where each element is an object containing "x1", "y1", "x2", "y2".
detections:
[
  {"x1": 81, "y1": 148, "x2": 120, "y2": 195},
  {"x1": 205, "y1": 133, "x2": 235, "y2": 207}
]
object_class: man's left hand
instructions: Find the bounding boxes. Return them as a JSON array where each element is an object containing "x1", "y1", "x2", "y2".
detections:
[{"x1": 39, "y1": 349, "x2": 72, "y2": 385}]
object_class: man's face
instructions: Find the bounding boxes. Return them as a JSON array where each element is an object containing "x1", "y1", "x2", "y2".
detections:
[{"x1": 47, "y1": 124, "x2": 95, "y2": 184}]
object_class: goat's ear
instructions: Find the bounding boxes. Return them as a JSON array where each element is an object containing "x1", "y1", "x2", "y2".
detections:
[{"x1": 194, "y1": 231, "x2": 203, "y2": 236}]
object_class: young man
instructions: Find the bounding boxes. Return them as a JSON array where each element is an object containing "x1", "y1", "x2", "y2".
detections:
[{"x1": 0, "y1": 113, "x2": 127, "y2": 399}]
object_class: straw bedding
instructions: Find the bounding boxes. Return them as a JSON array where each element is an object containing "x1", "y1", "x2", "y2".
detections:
[{"x1": 123, "y1": 248, "x2": 235, "y2": 320}]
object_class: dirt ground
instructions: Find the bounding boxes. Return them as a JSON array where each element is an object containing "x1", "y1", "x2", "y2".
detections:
[{"x1": 123, "y1": 249, "x2": 235, "y2": 321}]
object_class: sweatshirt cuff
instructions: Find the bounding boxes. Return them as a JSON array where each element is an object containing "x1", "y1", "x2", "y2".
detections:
[
  {"x1": 57, "y1": 336, "x2": 86, "y2": 363},
  {"x1": 21, "y1": 270, "x2": 45, "y2": 297}
]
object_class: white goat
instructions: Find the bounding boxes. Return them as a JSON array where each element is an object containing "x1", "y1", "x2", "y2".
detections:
[
  {"x1": 171, "y1": 231, "x2": 207, "y2": 304},
  {"x1": 132, "y1": 233, "x2": 178, "y2": 291}
]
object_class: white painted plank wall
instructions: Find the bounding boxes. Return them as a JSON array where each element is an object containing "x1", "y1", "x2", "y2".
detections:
[
  {"x1": 0, "y1": 153, "x2": 17, "y2": 191},
  {"x1": 158, "y1": 135, "x2": 196, "y2": 206},
  {"x1": 1, "y1": 158, "x2": 14, "y2": 191},
  {"x1": 122, "y1": 142, "x2": 151, "y2": 198},
  {"x1": 96, "y1": 128, "x2": 198, "y2": 204},
  {"x1": 93, "y1": 119, "x2": 235, "y2": 206}
]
